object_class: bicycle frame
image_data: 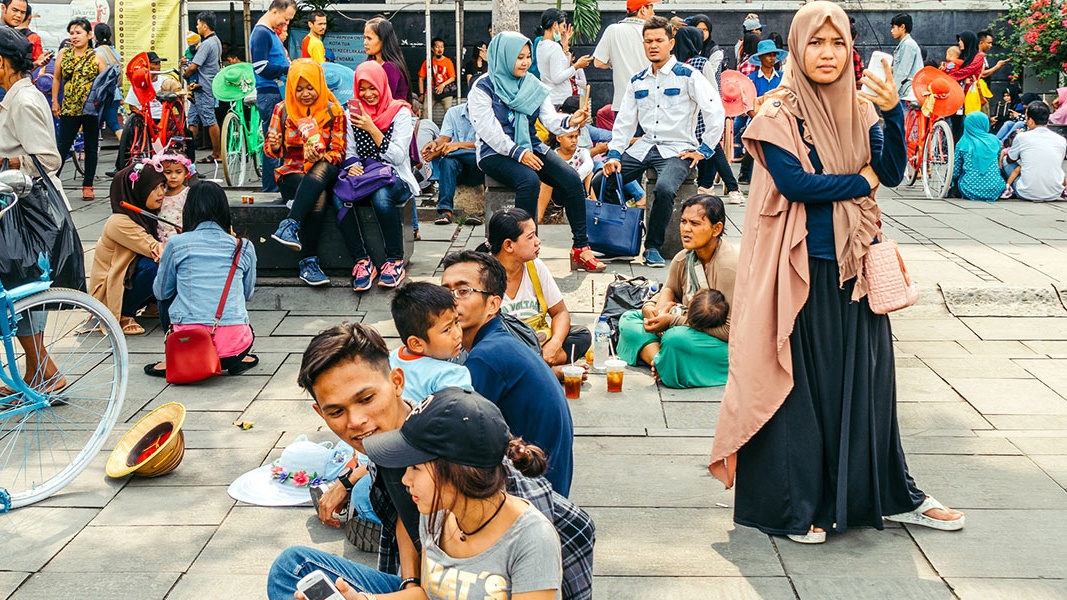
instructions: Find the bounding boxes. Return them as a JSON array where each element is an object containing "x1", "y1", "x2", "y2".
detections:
[
  {"x1": 0, "y1": 268, "x2": 54, "y2": 413},
  {"x1": 238, "y1": 102, "x2": 264, "y2": 154}
]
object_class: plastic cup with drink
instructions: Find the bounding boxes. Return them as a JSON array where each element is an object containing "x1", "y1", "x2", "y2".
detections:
[
  {"x1": 562, "y1": 365, "x2": 584, "y2": 400},
  {"x1": 605, "y1": 359, "x2": 626, "y2": 393}
]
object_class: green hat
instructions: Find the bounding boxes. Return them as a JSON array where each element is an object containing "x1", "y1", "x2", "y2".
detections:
[{"x1": 213, "y1": 63, "x2": 256, "y2": 103}]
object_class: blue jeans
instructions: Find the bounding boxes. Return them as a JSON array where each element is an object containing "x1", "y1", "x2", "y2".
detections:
[
  {"x1": 257, "y1": 88, "x2": 282, "y2": 193},
  {"x1": 732, "y1": 115, "x2": 749, "y2": 159},
  {"x1": 593, "y1": 159, "x2": 645, "y2": 203},
  {"x1": 434, "y1": 150, "x2": 481, "y2": 213},
  {"x1": 121, "y1": 256, "x2": 158, "y2": 318},
  {"x1": 338, "y1": 180, "x2": 411, "y2": 261},
  {"x1": 267, "y1": 546, "x2": 402, "y2": 600},
  {"x1": 101, "y1": 98, "x2": 121, "y2": 134},
  {"x1": 996, "y1": 120, "x2": 1025, "y2": 141},
  {"x1": 587, "y1": 125, "x2": 612, "y2": 144}
]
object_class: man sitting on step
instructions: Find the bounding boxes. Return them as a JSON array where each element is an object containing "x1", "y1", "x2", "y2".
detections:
[{"x1": 421, "y1": 102, "x2": 485, "y2": 225}]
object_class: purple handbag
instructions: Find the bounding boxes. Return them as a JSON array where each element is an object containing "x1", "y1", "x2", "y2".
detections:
[{"x1": 334, "y1": 158, "x2": 396, "y2": 205}]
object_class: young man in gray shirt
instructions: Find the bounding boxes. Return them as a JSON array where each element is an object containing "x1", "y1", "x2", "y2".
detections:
[{"x1": 184, "y1": 11, "x2": 222, "y2": 162}]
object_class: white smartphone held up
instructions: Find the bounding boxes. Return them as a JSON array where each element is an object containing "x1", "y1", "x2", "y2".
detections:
[
  {"x1": 861, "y1": 51, "x2": 893, "y2": 97},
  {"x1": 296, "y1": 570, "x2": 345, "y2": 600}
]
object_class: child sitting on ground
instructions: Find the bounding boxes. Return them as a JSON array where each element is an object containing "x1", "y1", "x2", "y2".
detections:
[
  {"x1": 941, "y1": 46, "x2": 963, "y2": 73},
  {"x1": 155, "y1": 154, "x2": 194, "y2": 242},
  {"x1": 686, "y1": 288, "x2": 730, "y2": 337},
  {"x1": 389, "y1": 281, "x2": 473, "y2": 402}
]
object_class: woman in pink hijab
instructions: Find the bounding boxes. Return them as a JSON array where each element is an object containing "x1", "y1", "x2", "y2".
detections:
[{"x1": 1049, "y1": 87, "x2": 1067, "y2": 125}]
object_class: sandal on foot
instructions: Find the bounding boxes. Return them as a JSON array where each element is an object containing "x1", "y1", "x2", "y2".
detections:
[
  {"x1": 120, "y1": 317, "x2": 145, "y2": 336},
  {"x1": 435, "y1": 212, "x2": 453, "y2": 225},
  {"x1": 787, "y1": 527, "x2": 826, "y2": 544},
  {"x1": 82, "y1": 186, "x2": 95, "y2": 201},
  {"x1": 885, "y1": 496, "x2": 964, "y2": 531},
  {"x1": 228, "y1": 354, "x2": 260, "y2": 376},
  {"x1": 195, "y1": 157, "x2": 217, "y2": 164}
]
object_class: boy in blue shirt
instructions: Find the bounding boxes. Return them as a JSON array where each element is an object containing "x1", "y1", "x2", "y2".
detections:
[
  {"x1": 738, "y1": 40, "x2": 787, "y2": 183},
  {"x1": 389, "y1": 282, "x2": 472, "y2": 402}
]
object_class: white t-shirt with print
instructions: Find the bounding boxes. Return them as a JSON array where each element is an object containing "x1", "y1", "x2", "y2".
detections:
[
  {"x1": 557, "y1": 147, "x2": 593, "y2": 181},
  {"x1": 125, "y1": 78, "x2": 164, "y2": 121},
  {"x1": 500, "y1": 258, "x2": 564, "y2": 321}
]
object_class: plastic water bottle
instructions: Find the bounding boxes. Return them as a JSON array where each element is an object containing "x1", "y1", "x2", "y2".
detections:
[{"x1": 593, "y1": 316, "x2": 611, "y2": 372}]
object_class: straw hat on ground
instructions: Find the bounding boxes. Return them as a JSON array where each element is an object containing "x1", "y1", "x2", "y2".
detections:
[{"x1": 105, "y1": 403, "x2": 186, "y2": 478}]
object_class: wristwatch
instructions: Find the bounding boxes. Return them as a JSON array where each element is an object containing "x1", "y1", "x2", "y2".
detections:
[{"x1": 337, "y1": 467, "x2": 356, "y2": 493}]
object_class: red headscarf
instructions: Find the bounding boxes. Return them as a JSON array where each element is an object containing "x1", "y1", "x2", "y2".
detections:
[{"x1": 353, "y1": 61, "x2": 411, "y2": 130}]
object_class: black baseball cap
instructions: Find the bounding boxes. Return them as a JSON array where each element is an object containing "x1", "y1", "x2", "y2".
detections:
[
  {"x1": 145, "y1": 51, "x2": 166, "y2": 63},
  {"x1": 363, "y1": 387, "x2": 511, "y2": 469}
]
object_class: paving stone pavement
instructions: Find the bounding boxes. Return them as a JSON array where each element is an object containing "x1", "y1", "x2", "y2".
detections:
[{"x1": 3, "y1": 152, "x2": 1067, "y2": 599}]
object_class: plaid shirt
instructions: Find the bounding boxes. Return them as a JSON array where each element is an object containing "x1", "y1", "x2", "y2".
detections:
[
  {"x1": 369, "y1": 461, "x2": 595, "y2": 600},
  {"x1": 853, "y1": 48, "x2": 865, "y2": 90},
  {"x1": 264, "y1": 102, "x2": 347, "y2": 177}
]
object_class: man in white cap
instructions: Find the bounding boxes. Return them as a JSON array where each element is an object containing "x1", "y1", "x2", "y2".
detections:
[{"x1": 592, "y1": 0, "x2": 659, "y2": 114}]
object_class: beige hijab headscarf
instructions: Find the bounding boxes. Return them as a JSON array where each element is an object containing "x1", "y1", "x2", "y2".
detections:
[{"x1": 709, "y1": 1, "x2": 881, "y2": 487}]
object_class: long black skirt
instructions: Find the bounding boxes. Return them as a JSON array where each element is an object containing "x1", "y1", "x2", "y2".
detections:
[{"x1": 733, "y1": 258, "x2": 925, "y2": 535}]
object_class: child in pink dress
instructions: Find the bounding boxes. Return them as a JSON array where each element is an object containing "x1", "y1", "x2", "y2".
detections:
[{"x1": 155, "y1": 154, "x2": 194, "y2": 242}]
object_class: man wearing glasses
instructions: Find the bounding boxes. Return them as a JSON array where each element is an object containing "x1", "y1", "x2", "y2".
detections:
[{"x1": 441, "y1": 250, "x2": 575, "y2": 497}]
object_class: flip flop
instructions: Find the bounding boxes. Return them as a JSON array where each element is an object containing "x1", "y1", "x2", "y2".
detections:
[
  {"x1": 434, "y1": 213, "x2": 453, "y2": 225},
  {"x1": 195, "y1": 157, "x2": 217, "y2": 164},
  {"x1": 885, "y1": 496, "x2": 965, "y2": 531},
  {"x1": 120, "y1": 318, "x2": 145, "y2": 336}
]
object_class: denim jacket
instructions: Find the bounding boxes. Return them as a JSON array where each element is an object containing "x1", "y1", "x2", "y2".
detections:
[{"x1": 153, "y1": 222, "x2": 257, "y2": 326}]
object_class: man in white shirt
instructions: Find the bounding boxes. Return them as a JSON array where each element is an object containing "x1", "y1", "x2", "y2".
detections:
[
  {"x1": 1003, "y1": 101, "x2": 1067, "y2": 202},
  {"x1": 591, "y1": 17, "x2": 725, "y2": 267},
  {"x1": 592, "y1": 0, "x2": 658, "y2": 112}
]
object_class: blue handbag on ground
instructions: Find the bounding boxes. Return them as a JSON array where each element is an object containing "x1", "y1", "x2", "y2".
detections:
[{"x1": 587, "y1": 171, "x2": 645, "y2": 257}]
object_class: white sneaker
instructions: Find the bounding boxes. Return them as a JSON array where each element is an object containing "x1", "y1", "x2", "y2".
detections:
[
  {"x1": 1000, "y1": 186, "x2": 1013, "y2": 200},
  {"x1": 728, "y1": 190, "x2": 746, "y2": 204}
]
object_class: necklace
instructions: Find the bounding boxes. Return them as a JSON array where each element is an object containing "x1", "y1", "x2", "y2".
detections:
[{"x1": 456, "y1": 494, "x2": 507, "y2": 541}]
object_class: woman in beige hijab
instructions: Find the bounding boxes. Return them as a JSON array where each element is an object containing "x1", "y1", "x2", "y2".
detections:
[{"x1": 709, "y1": 1, "x2": 964, "y2": 544}]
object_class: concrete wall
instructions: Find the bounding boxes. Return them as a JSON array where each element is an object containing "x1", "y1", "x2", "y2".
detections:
[{"x1": 198, "y1": 7, "x2": 1011, "y2": 111}]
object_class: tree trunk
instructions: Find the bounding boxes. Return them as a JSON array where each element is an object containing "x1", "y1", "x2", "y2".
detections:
[{"x1": 492, "y1": 0, "x2": 519, "y2": 34}]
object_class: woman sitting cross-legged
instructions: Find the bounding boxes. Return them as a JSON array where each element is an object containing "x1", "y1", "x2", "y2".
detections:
[
  {"x1": 616, "y1": 194, "x2": 736, "y2": 389},
  {"x1": 468, "y1": 31, "x2": 604, "y2": 272},
  {"x1": 338, "y1": 60, "x2": 419, "y2": 291},
  {"x1": 268, "y1": 59, "x2": 347, "y2": 287},
  {"x1": 145, "y1": 182, "x2": 258, "y2": 377},
  {"x1": 479, "y1": 208, "x2": 592, "y2": 374},
  {"x1": 88, "y1": 162, "x2": 167, "y2": 336},
  {"x1": 952, "y1": 111, "x2": 1006, "y2": 202}
]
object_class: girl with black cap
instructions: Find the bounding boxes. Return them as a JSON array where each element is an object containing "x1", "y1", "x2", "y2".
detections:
[{"x1": 87, "y1": 162, "x2": 167, "y2": 335}]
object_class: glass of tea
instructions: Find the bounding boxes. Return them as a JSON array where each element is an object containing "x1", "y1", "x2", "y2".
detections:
[
  {"x1": 562, "y1": 366, "x2": 584, "y2": 400},
  {"x1": 605, "y1": 359, "x2": 626, "y2": 393}
]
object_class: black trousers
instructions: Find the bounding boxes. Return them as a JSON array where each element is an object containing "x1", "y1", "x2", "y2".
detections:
[
  {"x1": 57, "y1": 114, "x2": 99, "y2": 187},
  {"x1": 279, "y1": 161, "x2": 341, "y2": 260},
  {"x1": 733, "y1": 258, "x2": 925, "y2": 535},
  {"x1": 697, "y1": 142, "x2": 739, "y2": 192}
]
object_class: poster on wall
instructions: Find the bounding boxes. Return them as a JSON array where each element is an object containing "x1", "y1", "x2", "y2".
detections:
[
  {"x1": 116, "y1": 0, "x2": 180, "y2": 79},
  {"x1": 34, "y1": 0, "x2": 110, "y2": 50},
  {"x1": 290, "y1": 28, "x2": 366, "y2": 69}
]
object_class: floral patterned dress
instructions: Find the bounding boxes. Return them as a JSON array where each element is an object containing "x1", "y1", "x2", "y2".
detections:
[
  {"x1": 60, "y1": 48, "x2": 98, "y2": 116},
  {"x1": 157, "y1": 187, "x2": 189, "y2": 242}
]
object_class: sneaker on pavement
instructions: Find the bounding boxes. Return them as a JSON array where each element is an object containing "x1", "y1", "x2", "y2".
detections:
[
  {"x1": 697, "y1": 186, "x2": 715, "y2": 195},
  {"x1": 351, "y1": 258, "x2": 376, "y2": 292},
  {"x1": 1000, "y1": 186, "x2": 1013, "y2": 200},
  {"x1": 643, "y1": 248, "x2": 666, "y2": 267},
  {"x1": 298, "y1": 257, "x2": 330, "y2": 286},
  {"x1": 378, "y1": 259, "x2": 406, "y2": 288},
  {"x1": 272, "y1": 218, "x2": 303, "y2": 251},
  {"x1": 728, "y1": 190, "x2": 746, "y2": 204}
]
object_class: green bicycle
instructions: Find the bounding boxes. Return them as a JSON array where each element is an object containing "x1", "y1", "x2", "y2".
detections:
[{"x1": 213, "y1": 63, "x2": 263, "y2": 187}]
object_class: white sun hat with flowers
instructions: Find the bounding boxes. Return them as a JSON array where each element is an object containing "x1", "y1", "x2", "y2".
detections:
[{"x1": 228, "y1": 435, "x2": 354, "y2": 506}]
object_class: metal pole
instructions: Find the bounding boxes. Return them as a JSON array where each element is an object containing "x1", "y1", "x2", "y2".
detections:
[
  {"x1": 179, "y1": 0, "x2": 188, "y2": 59},
  {"x1": 456, "y1": 0, "x2": 463, "y2": 100},
  {"x1": 424, "y1": 0, "x2": 432, "y2": 120},
  {"x1": 243, "y1": 0, "x2": 252, "y2": 62}
]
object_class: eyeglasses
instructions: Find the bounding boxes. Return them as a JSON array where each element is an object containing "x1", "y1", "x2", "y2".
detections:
[{"x1": 449, "y1": 286, "x2": 491, "y2": 299}]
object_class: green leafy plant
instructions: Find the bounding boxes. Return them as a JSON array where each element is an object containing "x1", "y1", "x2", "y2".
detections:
[
  {"x1": 566, "y1": 0, "x2": 601, "y2": 42},
  {"x1": 993, "y1": 0, "x2": 1067, "y2": 82}
]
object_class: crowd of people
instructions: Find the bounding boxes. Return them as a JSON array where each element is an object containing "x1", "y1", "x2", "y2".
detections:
[{"x1": 6, "y1": 0, "x2": 1067, "y2": 598}]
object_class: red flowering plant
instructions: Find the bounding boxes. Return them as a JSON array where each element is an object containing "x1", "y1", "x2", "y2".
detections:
[{"x1": 995, "y1": 0, "x2": 1067, "y2": 81}]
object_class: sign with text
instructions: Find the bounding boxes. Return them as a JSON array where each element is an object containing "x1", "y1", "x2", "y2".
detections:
[{"x1": 290, "y1": 28, "x2": 366, "y2": 69}]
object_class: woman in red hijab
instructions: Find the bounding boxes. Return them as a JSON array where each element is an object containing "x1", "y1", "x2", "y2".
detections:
[
  {"x1": 337, "y1": 60, "x2": 418, "y2": 291},
  {"x1": 267, "y1": 59, "x2": 347, "y2": 286}
]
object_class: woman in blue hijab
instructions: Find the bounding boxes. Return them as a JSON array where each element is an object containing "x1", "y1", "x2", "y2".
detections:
[
  {"x1": 467, "y1": 31, "x2": 605, "y2": 271},
  {"x1": 952, "y1": 111, "x2": 1006, "y2": 202}
]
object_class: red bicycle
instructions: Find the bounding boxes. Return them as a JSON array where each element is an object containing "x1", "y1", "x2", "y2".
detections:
[
  {"x1": 125, "y1": 54, "x2": 189, "y2": 165},
  {"x1": 902, "y1": 67, "x2": 964, "y2": 199}
]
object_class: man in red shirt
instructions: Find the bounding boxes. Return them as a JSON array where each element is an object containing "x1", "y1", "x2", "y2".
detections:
[
  {"x1": 300, "y1": 10, "x2": 326, "y2": 62},
  {"x1": 418, "y1": 37, "x2": 456, "y2": 117}
]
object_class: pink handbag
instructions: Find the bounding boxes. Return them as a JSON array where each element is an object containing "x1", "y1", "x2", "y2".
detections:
[{"x1": 863, "y1": 237, "x2": 919, "y2": 314}]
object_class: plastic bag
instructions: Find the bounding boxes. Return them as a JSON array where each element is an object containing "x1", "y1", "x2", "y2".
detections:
[
  {"x1": 0, "y1": 160, "x2": 87, "y2": 292},
  {"x1": 599, "y1": 274, "x2": 657, "y2": 346}
]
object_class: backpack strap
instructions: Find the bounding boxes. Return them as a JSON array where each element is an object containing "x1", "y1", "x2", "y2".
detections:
[{"x1": 525, "y1": 261, "x2": 548, "y2": 315}]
